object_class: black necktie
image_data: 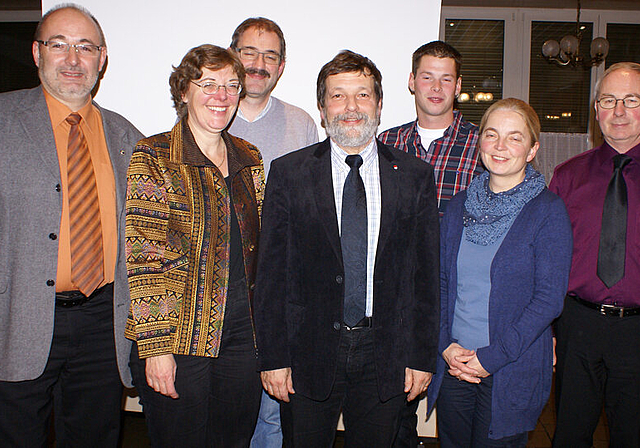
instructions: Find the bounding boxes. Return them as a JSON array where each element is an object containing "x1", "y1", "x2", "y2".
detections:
[
  {"x1": 597, "y1": 154, "x2": 632, "y2": 288},
  {"x1": 341, "y1": 154, "x2": 367, "y2": 327}
]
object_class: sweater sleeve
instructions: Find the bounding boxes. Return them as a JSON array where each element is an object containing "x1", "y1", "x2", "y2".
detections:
[
  {"x1": 123, "y1": 143, "x2": 175, "y2": 359},
  {"x1": 476, "y1": 195, "x2": 573, "y2": 373}
]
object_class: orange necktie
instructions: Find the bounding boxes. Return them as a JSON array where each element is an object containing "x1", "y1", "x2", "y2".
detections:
[{"x1": 66, "y1": 113, "x2": 104, "y2": 296}]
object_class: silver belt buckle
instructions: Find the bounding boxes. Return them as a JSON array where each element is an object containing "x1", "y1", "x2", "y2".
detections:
[{"x1": 599, "y1": 303, "x2": 624, "y2": 317}]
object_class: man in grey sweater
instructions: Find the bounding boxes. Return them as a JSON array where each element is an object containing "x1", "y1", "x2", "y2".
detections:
[
  {"x1": 229, "y1": 17, "x2": 318, "y2": 175},
  {"x1": 229, "y1": 17, "x2": 319, "y2": 448}
]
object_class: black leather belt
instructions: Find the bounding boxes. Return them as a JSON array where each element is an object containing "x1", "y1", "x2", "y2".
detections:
[
  {"x1": 55, "y1": 283, "x2": 112, "y2": 308},
  {"x1": 344, "y1": 316, "x2": 372, "y2": 330},
  {"x1": 570, "y1": 294, "x2": 640, "y2": 318}
]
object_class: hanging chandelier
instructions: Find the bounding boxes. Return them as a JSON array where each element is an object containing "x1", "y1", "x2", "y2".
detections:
[{"x1": 541, "y1": 0, "x2": 609, "y2": 69}]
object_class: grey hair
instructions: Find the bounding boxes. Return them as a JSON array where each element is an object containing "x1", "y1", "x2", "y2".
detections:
[{"x1": 35, "y1": 3, "x2": 106, "y2": 46}]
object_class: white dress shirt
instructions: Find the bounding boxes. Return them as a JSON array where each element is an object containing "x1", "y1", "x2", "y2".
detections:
[{"x1": 330, "y1": 138, "x2": 381, "y2": 317}]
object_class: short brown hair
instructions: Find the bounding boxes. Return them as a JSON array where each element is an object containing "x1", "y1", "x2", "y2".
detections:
[
  {"x1": 316, "y1": 50, "x2": 382, "y2": 109},
  {"x1": 169, "y1": 44, "x2": 246, "y2": 118},
  {"x1": 230, "y1": 17, "x2": 286, "y2": 61},
  {"x1": 412, "y1": 41, "x2": 461, "y2": 79},
  {"x1": 479, "y1": 98, "x2": 541, "y2": 147}
]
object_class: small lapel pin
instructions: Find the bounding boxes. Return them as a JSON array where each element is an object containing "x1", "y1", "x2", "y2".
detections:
[{"x1": 393, "y1": 164, "x2": 398, "y2": 170}]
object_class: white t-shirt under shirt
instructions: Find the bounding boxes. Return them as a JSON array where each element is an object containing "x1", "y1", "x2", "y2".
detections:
[{"x1": 416, "y1": 124, "x2": 447, "y2": 153}]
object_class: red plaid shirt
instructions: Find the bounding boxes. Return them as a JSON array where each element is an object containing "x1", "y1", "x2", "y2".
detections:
[{"x1": 379, "y1": 111, "x2": 482, "y2": 214}]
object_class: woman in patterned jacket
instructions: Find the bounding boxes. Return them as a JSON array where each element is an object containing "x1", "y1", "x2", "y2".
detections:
[{"x1": 125, "y1": 44, "x2": 265, "y2": 448}]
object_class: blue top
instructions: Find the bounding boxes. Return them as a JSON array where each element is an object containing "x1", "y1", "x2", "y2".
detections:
[
  {"x1": 452, "y1": 227, "x2": 507, "y2": 350},
  {"x1": 427, "y1": 187, "x2": 573, "y2": 440}
]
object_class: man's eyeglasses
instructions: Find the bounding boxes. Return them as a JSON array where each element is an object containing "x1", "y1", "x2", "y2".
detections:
[
  {"x1": 235, "y1": 47, "x2": 282, "y2": 66},
  {"x1": 597, "y1": 95, "x2": 640, "y2": 109},
  {"x1": 36, "y1": 40, "x2": 103, "y2": 56},
  {"x1": 191, "y1": 80, "x2": 242, "y2": 96}
]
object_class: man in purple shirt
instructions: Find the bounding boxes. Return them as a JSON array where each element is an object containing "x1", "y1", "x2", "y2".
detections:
[{"x1": 550, "y1": 62, "x2": 640, "y2": 448}]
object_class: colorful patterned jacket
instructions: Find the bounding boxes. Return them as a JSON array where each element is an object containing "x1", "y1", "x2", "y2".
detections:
[{"x1": 124, "y1": 120, "x2": 265, "y2": 359}]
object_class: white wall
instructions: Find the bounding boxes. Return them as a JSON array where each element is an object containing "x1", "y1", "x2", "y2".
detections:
[
  {"x1": 41, "y1": 0, "x2": 441, "y2": 437},
  {"x1": 42, "y1": 0, "x2": 441, "y2": 138}
]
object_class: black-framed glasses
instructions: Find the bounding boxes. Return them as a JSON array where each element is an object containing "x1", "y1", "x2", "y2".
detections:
[
  {"x1": 191, "y1": 80, "x2": 242, "y2": 96},
  {"x1": 597, "y1": 95, "x2": 640, "y2": 109},
  {"x1": 36, "y1": 40, "x2": 103, "y2": 56},
  {"x1": 235, "y1": 47, "x2": 282, "y2": 65}
]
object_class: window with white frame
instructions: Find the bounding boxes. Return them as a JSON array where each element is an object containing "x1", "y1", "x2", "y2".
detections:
[{"x1": 440, "y1": 6, "x2": 640, "y2": 134}]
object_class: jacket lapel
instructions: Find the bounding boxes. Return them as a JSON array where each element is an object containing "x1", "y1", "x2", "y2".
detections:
[
  {"x1": 375, "y1": 141, "x2": 400, "y2": 262},
  {"x1": 308, "y1": 139, "x2": 343, "y2": 264},
  {"x1": 16, "y1": 87, "x2": 60, "y2": 178},
  {"x1": 99, "y1": 107, "x2": 130, "y2": 222}
]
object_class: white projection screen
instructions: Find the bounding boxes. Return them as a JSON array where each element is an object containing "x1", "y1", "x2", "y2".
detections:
[
  {"x1": 41, "y1": 0, "x2": 441, "y2": 437},
  {"x1": 42, "y1": 0, "x2": 440, "y2": 137}
]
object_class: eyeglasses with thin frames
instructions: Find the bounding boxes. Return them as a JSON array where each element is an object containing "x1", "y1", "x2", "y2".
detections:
[
  {"x1": 235, "y1": 47, "x2": 282, "y2": 66},
  {"x1": 191, "y1": 80, "x2": 243, "y2": 96},
  {"x1": 597, "y1": 95, "x2": 640, "y2": 110},
  {"x1": 36, "y1": 40, "x2": 103, "y2": 57}
]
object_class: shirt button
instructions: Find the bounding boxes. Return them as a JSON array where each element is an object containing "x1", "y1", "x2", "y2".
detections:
[
  {"x1": 49, "y1": 233, "x2": 57, "y2": 240},
  {"x1": 249, "y1": 244, "x2": 255, "y2": 252},
  {"x1": 333, "y1": 322, "x2": 341, "y2": 330},
  {"x1": 335, "y1": 275, "x2": 343, "y2": 284},
  {"x1": 46, "y1": 279, "x2": 55, "y2": 287},
  {"x1": 55, "y1": 184, "x2": 61, "y2": 192}
]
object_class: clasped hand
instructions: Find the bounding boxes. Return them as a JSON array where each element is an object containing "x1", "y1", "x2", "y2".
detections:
[{"x1": 442, "y1": 343, "x2": 489, "y2": 383}]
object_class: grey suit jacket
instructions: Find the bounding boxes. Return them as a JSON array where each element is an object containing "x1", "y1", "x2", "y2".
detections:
[{"x1": 0, "y1": 86, "x2": 144, "y2": 387}]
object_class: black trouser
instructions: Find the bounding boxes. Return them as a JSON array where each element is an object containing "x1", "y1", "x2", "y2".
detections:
[
  {"x1": 130, "y1": 278, "x2": 261, "y2": 448},
  {"x1": 0, "y1": 283, "x2": 122, "y2": 448},
  {"x1": 392, "y1": 397, "x2": 419, "y2": 448},
  {"x1": 437, "y1": 373, "x2": 527, "y2": 448},
  {"x1": 281, "y1": 327, "x2": 405, "y2": 448},
  {"x1": 553, "y1": 295, "x2": 640, "y2": 447}
]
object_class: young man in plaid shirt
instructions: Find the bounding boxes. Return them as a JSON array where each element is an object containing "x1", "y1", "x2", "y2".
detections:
[
  {"x1": 379, "y1": 41, "x2": 483, "y2": 447},
  {"x1": 379, "y1": 41, "x2": 482, "y2": 216}
]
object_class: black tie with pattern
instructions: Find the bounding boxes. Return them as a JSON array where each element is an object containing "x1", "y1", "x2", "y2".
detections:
[{"x1": 341, "y1": 154, "x2": 367, "y2": 327}]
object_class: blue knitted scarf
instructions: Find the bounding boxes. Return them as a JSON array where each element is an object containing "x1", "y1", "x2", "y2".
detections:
[{"x1": 463, "y1": 165, "x2": 546, "y2": 245}]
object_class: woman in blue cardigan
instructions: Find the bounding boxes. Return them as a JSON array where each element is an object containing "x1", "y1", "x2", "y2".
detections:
[{"x1": 430, "y1": 98, "x2": 573, "y2": 446}]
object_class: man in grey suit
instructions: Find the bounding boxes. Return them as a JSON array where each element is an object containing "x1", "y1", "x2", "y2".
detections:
[{"x1": 0, "y1": 4, "x2": 143, "y2": 447}]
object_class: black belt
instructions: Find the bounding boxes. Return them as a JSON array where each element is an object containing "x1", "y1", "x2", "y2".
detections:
[
  {"x1": 55, "y1": 283, "x2": 112, "y2": 308},
  {"x1": 344, "y1": 316, "x2": 372, "y2": 330},
  {"x1": 569, "y1": 294, "x2": 640, "y2": 317}
]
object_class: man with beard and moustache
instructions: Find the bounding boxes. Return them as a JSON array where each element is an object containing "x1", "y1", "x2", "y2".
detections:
[
  {"x1": 252, "y1": 50, "x2": 440, "y2": 447},
  {"x1": 229, "y1": 18, "x2": 319, "y2": 448},
  {"x1": 0, "y1": 4, "x2": 143, "y2": 447},
  {"x1": 229, "y1": 18, "x2": 318, "y2": 176}
]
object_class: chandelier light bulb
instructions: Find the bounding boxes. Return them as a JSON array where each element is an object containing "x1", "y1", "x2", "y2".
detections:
[
  {"x1": 560, "y1": 35, "x2": 580, "y2": 55},
  {"x1": 590, "y1": 37, "x2": 610, "y2": 58},
  {"x1": 542, "y1": 40, "x2": 560, "y2": 58}
]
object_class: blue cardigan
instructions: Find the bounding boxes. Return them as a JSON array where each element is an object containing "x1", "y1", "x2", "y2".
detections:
[{"x1": 428, "y1": 188, "x2": 572, "y2": 440}]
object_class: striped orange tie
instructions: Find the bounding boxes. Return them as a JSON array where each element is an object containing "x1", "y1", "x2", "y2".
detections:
[{"x1": 66, "y1": 113, "x2": 104, "y2": 296}]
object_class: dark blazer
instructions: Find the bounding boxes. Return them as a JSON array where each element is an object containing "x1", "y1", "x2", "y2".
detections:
[
  {"x1": 253, "y1": 138, "x2": 440, "y2": 402},
  {"x1": 0, "y1": 86, "x2": 143, "y2": 386}
]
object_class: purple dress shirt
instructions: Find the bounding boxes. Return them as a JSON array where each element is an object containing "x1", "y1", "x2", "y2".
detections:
[{"x1": 549, "y1": 141, "x2": 640, "y2": 307}]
